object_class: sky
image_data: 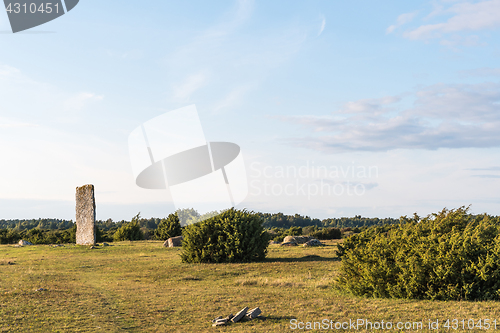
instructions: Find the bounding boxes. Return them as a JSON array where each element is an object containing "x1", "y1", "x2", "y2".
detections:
[{"x1": 0, "y1": 0, "x2": 499, "y2": 221}]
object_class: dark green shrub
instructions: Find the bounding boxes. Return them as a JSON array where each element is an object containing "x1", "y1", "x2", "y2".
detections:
[
  {"x1": 311, "y1": 227, "x2": 341, "y2": 240},
  {"x1": 0, "y1": 228, "x2": 20, "y2": 244},
  {"x1": 181, "y1": 208, "x2": 270, "y2": 263},
  {"x1": 336, "y1": 207, "x2": 500, "y2": 300},
  {"x1": 154, "y1": 213, "x2": 182, "y2": 240},
  {"x1": 113, "y1": 213, "x2": 144, "y2": 241},
  {"x1": 267, "y1": 226, "x2": 303, "y2": 242}
]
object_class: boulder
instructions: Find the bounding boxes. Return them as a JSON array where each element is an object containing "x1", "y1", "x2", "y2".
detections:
[
  {"x1": 303, "y1": 238, "x2": 324, "y2": 247},
  {"x1": 163, "y1": 236, "x2": 183, "y2": 247},
  {"x1": 294, "y1": 236, "x2": 312, "y2": 244},
  {"x1": 280, "y1": 241, "x2": 297, "y2": 246},
  {"x1": 231, "y1": 307, "x2": 249, "y2": 323},
  {"x1": 18, "y1": 240, "x2": 33, "y2": 246},
  {"x1": 246, "y1": 307, "x2": 262, "y2": 319},
  {"x1": 282, "y1": 236, "x2": 312, "y2": 244}
]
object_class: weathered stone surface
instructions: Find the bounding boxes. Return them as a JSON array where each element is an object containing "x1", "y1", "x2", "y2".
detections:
[
  {"x1": 303, "y1": 239, "x2": 323, "y2": 247},
  {"x1": 75, "y1": 184, "x2": 96, "y2": 246},
  {"x1": 231, "y1": 307, "x2": 248, "y2": 323},
  {"x1": 212, "y1": 319, "x2": 227, "y2": 327},
  {"x1": 246, "y1": 307, "x2": 262, "y2": 319},
  {"x1": 163, "y1": 236, "x2": 183, "y2": 247},
  {"x1": 18, "y1": 240, "x2": 33, "y2": 246},
  {"x1": 212, "y1": 316, "x2": 223, "y2": 323},
  {"x1": 283, "y1": 236, "x2": 312, "y2": 244}
]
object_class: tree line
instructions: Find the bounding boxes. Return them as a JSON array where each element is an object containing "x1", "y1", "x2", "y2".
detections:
[{"x1": 0, "y1": 210, "x2": 401, "y2": 245}]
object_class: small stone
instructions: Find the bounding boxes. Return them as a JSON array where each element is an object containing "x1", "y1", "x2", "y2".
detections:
[
  {"x1": 163, "y1": 236, "x2": 183, "y2": 247},
  {"x1": 224, "y1": 314, "x2": 234, "y2": 321},
  {"x1": 18, "y1": 240, "x2": 33, "y2": 246},
  {"x1": 246, "y1": 307, "x2": 262, "y2": 319},
  {"x1": 212, "y1": 320, "x2": 227, "y2": 327},
  {"x1": 89, "y1": 246, "x2": 96, "y2": 249},
  {"x1": 35, "y1": 288, "x2": 47, "y2": 292},
  {"x1": 231, "y1": 307, "x2": 249, "y2": 323},
  {"x1": 212, "y1": 316, "x2": 223, "y2": 323},
  {"x1": 303, "y1": 239, "x2": 324, "y2": 247}
]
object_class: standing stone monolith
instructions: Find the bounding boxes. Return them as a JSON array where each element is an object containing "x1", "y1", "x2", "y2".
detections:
[{"x1": 75, "y1": 184, "x2": 96, "y2": 245}]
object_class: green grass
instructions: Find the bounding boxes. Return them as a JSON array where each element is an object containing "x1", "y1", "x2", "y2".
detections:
[{"x1": 1, "y1": 240, "x2": 500, "y2": 332}]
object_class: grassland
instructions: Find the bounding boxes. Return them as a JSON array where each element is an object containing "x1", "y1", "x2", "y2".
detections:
[{"x1": 1, "y1": 240, "x2": 500, "y2": 332}]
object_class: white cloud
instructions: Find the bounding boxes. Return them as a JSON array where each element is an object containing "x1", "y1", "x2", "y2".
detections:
[
  {"x1": 318, "y1": 16, "x2": 326, "y2": 36},
  {"x1": 0, "y1": 64, "x2": 104, "y2": 125},
  {"x1": 0, "y1": 117, "x2": 39, "y2": 128},
  {"x1": 163, "y1": 0, "x2": 309, "y2": 107},
  {"x1": 212, "y1": 84, "x2": 254, "y2": 113},
  {"x1": 340, "y1": 96, "x2": 401, "y2": 114},
  {"x1": 386, "y1": 12, "x2": 418, "y2": 34},
  {"x1": 64, "y1": 92, "x2": 104, "y2": 112},
  {"x1": 171, "y1": 72, "x2": 208, "y2": 102},
  {"x1": 279, "y1": 83, "x2": 500, "y2": 152},
  {"x1": 459, "y1": 67, "x2": 500, "y2": 77},
  {"x1": 403, "y1": 0, "x2": 500, "y2": 40}
]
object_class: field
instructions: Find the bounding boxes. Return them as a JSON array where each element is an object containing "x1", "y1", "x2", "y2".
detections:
[{"x1": 1, "y1": 241, "x2": 500, "y2": 332}]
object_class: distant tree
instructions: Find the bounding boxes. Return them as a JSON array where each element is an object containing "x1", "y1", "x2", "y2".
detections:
[{"x1": 154, "y1": 213, "x2": 182, "y2": 240}]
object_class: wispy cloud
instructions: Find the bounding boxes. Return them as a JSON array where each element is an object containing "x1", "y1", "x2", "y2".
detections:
[
  {"x1": 278, "y1": 83, "x2": 500, "y2": 152},
  {"x1": 402, "y1": 0, "x2": 500, "y2": 41},
  {"x1": 213, "y1": 84, "x2": 254, "y2": 113},
  {"x1": 318, "y1": 16, "x2": 326, "y2": 36},
  {"x1": 0, "y1": 117, "x2": 39, "y2": 128},
  {"x1": 339, "y1": 96, "x2": 401, "y2": 115},
  {"x1": 0, "y1": 63, "x2": 104, "y2": 126},
  {"x1": 386, "y1": 12, "x2": 418, "y2": 34},
  {"x1": 64, "y1": 92, "x2": 104, "y2": 112},
  {"x1": 459, "y1": 67, "x2": 500, "y2": 77},
  {"x1": 163, "y1": 0, "x2": 310, "y2": 107},
  {"x1": 471, "y1": 175, "x2": 500, "y2": 178},
  {"x1": 171, "y1": 72, "x2": 208, "y2": 102},
  {"x1": 467, "y1": 166, "x2": 500, "y2": 171}
]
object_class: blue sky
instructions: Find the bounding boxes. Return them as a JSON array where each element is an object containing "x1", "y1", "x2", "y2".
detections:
[{"x1": 1, "y1": 0, "x2": 500, "y2": 221}]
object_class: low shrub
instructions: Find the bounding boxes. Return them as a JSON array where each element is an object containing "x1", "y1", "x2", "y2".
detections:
[
  {"x1": 310, "y1": 227, "x2": 341, "y2": 240},
  {"x1": 181, "y1": 208, "x2": 270, "y2": 263},
  {"x1": 268, "y1": 226, "x2": 302, "y2": 242},
  {"x1": 336, "y1": 207, "x2": 500, "y2": 300},
  {"x1": 0, "y1": 226, "x2": 76, "y2": 244}
]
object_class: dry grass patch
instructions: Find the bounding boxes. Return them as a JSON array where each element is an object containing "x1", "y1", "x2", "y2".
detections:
[{"x1": 1, "y1": 239, "x2": 499, "y2": 332}]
